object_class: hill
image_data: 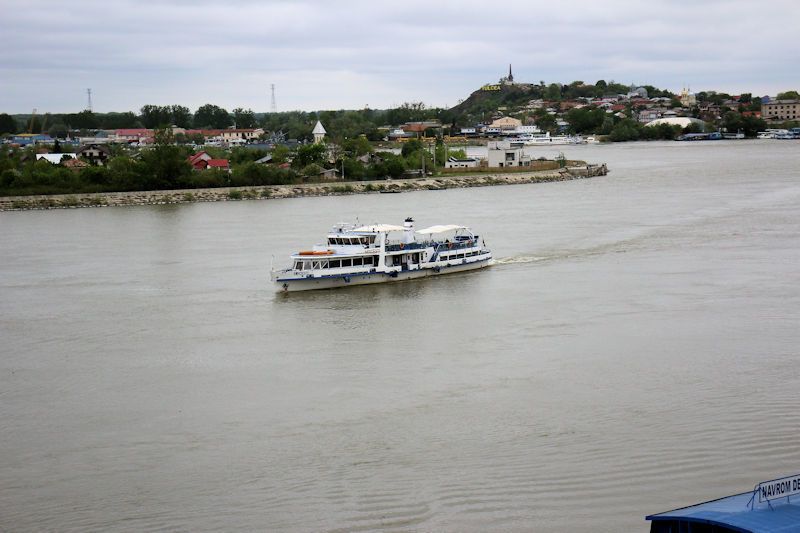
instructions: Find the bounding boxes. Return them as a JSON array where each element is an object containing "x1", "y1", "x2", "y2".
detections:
[{"x1": 449, "y1": 83, "x2": 542, "y2": 123}]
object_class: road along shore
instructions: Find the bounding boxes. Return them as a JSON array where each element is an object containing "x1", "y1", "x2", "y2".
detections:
[{"x1": 0, "y1": 164, "x2": 607, "y2": 211}]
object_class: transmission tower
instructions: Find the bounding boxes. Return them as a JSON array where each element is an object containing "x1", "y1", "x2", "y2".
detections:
[
  {"x1": 86, "y1": 88, "x2": 93, "y2": 112},
  {"x1": 270, "y1": 84, "x2": 277, "y2": 113}
]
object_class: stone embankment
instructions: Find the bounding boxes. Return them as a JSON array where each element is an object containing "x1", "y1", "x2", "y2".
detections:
[{"x1": 0, "y1": 164, "x2": 607, "y2": 211}]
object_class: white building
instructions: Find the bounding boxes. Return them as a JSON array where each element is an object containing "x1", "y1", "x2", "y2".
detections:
[
  {"x1": 515, "y1": 125, "x2": 542, "y2": 134},
  {"x1": 444, "y1": 157, "x2": 480, "y2": 169},
  {"x1": 487, "y1": 141, "x2": 531, "y2": 168},
  {"x1": 312, "y1": 120, "x2": 327, "y2": 144}
]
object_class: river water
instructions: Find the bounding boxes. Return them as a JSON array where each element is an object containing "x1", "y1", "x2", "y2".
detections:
[{"x1": 2, "y1": 140, "x2": 799, "y2": 532}]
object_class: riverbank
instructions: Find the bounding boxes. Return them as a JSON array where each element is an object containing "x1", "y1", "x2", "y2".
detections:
[{"x1": 0, "y1": 163, "x2": 607, "y2": 211}]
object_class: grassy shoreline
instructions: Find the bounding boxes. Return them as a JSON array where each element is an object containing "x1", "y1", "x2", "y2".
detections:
[{"x1": 0, "y1": 164, "x2": 607, "y2": 211}]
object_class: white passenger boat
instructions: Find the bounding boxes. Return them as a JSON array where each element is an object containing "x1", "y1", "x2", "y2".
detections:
[
  {"x1": 519, "y1": 132, "x2": 585, "y2": 145},
  {"x1": 271, "y1": 218, "x2": 492, "y2": 292}
]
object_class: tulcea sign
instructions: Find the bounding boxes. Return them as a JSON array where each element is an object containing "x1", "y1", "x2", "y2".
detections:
[
  {"x1": 481, "y1": 84, "x2": 501, "y2": 91},
  {"x1": 757, "y1": 473, "x2": 800, "y2": 502}
]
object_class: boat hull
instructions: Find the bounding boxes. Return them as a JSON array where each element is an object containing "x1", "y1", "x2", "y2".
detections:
[{"x1": 275, "y1": 258, "x2": 491, "y2": 292}]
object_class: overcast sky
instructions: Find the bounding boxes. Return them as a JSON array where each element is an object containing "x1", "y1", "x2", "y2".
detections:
[{"x1": 1, "y1": 0, "x2": 797, "y2": 114}]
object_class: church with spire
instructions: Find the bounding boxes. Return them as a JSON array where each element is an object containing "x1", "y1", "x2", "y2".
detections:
[{"x1": 500, "y1": 64, "x2": 515, "y2": 85}]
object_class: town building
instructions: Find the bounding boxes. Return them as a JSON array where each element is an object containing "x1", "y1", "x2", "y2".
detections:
[
  {"x1": 644, "y1": 117, "x2": 705, "y2": 130},
  {"x1": 515, "y1": 125, "x2": 542, "y2": 134},
  {"x1": 489, "y1": 116, "x2": 523, "y2": 131},
  {"x1": 35, "y1": 153, "x2": 72, "y2": 164},
  {"x1": 762, "y1": 99, "x2": 800, "y2": 121},
  {"x1": 76, "y1": 144, "x2": 111, "y2": 166},
  {"x1": 444, "y1": 157, "x2": 480, "y2": 169},
  {"x1": 679, "y1": 87, "x2": 697, "y2": 107},
  {"x1": 187, "y1": 151, "x2": 229, "y2": 171},
  {"x1": 486, "y1": 141, "x2": 531, "y2": 168},
  {"x1": 11, "y1": 133, "x2": 52, "y2": 146},
  {"x1": 637, "y1": 109, "x2": 663, "y2": 123},
  {"x1": 114, "y1": 129, "x2": 153, "y2": 143},
  {"x1": 219, "y1": 128, "x2": 265, "y2": 142}
]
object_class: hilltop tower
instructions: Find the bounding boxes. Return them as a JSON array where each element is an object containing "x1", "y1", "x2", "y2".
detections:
[{"x1": 501, "y1": 64, "x2": 515, "y2": 85}]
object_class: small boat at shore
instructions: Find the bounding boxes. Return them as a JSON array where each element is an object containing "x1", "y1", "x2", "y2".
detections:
[{"x1": 271, "y1": 218, "x2": 492, "y2": 292}]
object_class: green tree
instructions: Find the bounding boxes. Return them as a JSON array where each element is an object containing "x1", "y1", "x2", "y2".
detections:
[
  {"x1": 169, "y1": 105, "x2": 192, "y2": 128},
  {"x1": 401, "y1": 138, "x2": 423, "y2": 157},
  {"x1": 194, "y1": 104, "x2": 232, "y2": 129},
  {"x1": 594, "y1": 80, "x2": 607, "y2": 95},
  {"x1": 232, "y1": 108, "x2": 257, "y2": 128},
  {"x1": 565, "y1": 106, "x2": 605, "y2": 133},
  {"x1": 48, "y1": 123, "x2": 69, "y2": 139},
  {"x1": 544, "y1": 83, "x2": 562, "y2": 101},
  {"x1": 291, "y1": 143, "x2": 327, "y2": 169},
  {"x1": 100, "y1": 112, "x2": 139, "y2": 129},
  {"x1": 139, "y1": 105, "x2": 172, "y2": 128},
  {"x1": 378, "y1": 153, "x2": 406, "y2": 178},
  {"x1": 271, "y1": 145, "x2": 290, "y2": 164},
  {"x1": 533, "y1": 108, "x2": 557, "y2": 133},
  {"x1": 776, "y1": 90, "x2": 800, "y2": 100},
  {"x1": 343, "y1": 135, "x2": 372, "y2": 156},
  {"x1": 139, "y1": 128, "x2": 192, "y2": 189},
  {"x1": 608, "y1": 119, "x2": 641, "y2": 142},
  {"x1": 0, "y1": 113, "x2": 18, "y2": 135},
  {"x1": 722, "y1": 111, "x2": 744, "y2": 134}
]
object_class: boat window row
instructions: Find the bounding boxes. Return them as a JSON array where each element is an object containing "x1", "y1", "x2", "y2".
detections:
[
  {"x1": 294, "y1": 256, "x2": 379, "y2": 270},
  {"x1": 441, "y1": 250, "x2": 483, "y2": 261},
  {"x1": 328, "y1": 235, "x2": 376, "y2": 246}
]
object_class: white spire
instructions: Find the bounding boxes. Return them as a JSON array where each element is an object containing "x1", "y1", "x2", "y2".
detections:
[{"x1": 312, "y1": 120, "x2": 326, "y2": 143}]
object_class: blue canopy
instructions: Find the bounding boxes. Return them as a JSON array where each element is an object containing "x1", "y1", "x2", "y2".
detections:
[{"x1": 647, "y1": 490, "x2": 800, "y2": 532}]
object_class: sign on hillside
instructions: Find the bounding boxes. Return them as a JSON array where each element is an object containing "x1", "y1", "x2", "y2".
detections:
[{"x1": 481, "y1": 84, "x2": 501, "y2": 91}]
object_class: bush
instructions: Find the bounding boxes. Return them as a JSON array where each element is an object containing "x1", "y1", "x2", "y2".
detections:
[
  {"x1": 231, "y1": 162, "x2": 297, "y2": 186},
  {"x1": 228, "y1": 190, "x2": 243, "y2": 200},
  {"x1": 609, "y1": 119, "x2": 641, "y2": 142}
]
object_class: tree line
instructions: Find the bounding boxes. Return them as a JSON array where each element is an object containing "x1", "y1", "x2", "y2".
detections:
[{"x1": 0, "y1": 126, "x2": 469, "y2": 197}]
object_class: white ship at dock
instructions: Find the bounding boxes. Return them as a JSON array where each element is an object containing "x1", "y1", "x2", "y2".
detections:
[{"x1": 271, "y1": 218, "x2": 492, "y2": 292}]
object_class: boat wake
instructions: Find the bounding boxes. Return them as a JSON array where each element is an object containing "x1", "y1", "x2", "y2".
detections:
[{"x1": 492, "y1": 255, "x2": 549, "y2": 265}]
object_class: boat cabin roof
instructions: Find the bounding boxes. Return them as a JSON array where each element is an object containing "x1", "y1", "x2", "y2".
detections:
[
  {"x1": 352, "y1": 224, "x2": 405, "y2": 233},
  {"x1": 416, "y1": 224, "x2": 468, "y2": 234}
]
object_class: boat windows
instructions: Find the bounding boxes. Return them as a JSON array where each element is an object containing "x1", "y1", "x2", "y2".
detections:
[
  {"x1": 294, "y1": 261, "x2": 303, "y2": 270},
  {"x1": 341, "y1": 258, "x2": 352, "y2": 267},
  {"x1": 329, "y1": 259, "x2": 341, "y2": 268},
  {"x1": 352, "y1": 257, "x2": 363, "y2": 266}
]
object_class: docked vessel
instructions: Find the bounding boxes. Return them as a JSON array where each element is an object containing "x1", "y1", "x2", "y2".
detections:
[
  {"x1": 509, "y1": 132, "x2": 585, "y2": 145},
  {"x1": 271, "y1": 218, "x2": 492, "y2": 292}
]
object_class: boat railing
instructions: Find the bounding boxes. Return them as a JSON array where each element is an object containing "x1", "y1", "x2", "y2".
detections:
[
  {"x1": 384, "y1": 241, "x2": 428, "y2": 252},
  {"x1": 384, "y1": 239, "x2": 478, "y2": 253}
]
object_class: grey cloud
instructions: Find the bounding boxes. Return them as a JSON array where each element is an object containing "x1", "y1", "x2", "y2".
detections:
[{"x1": 1, "y1": 0, "x2": 797, "y2": 112}]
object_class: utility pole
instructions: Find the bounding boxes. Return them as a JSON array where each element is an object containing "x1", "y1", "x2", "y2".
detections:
[
  {"x1": 270, "y1": 84, "x2": 277, "y2": 113},
  {"x1": 86, "y1": 88, "x2": 92, "y2": 112}
]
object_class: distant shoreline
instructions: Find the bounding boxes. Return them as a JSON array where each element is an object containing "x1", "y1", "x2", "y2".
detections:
[{"x1": 0, "y1": 164, "x2": 608, "y2": 212}]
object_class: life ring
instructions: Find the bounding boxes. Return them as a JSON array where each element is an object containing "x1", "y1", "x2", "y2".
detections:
[
  {"x1": 448, "y1": 242, "x2": 453, "y2": 249},
  {"x1": 399, "y1": 243, "x2": 404, "y2": 249}
]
